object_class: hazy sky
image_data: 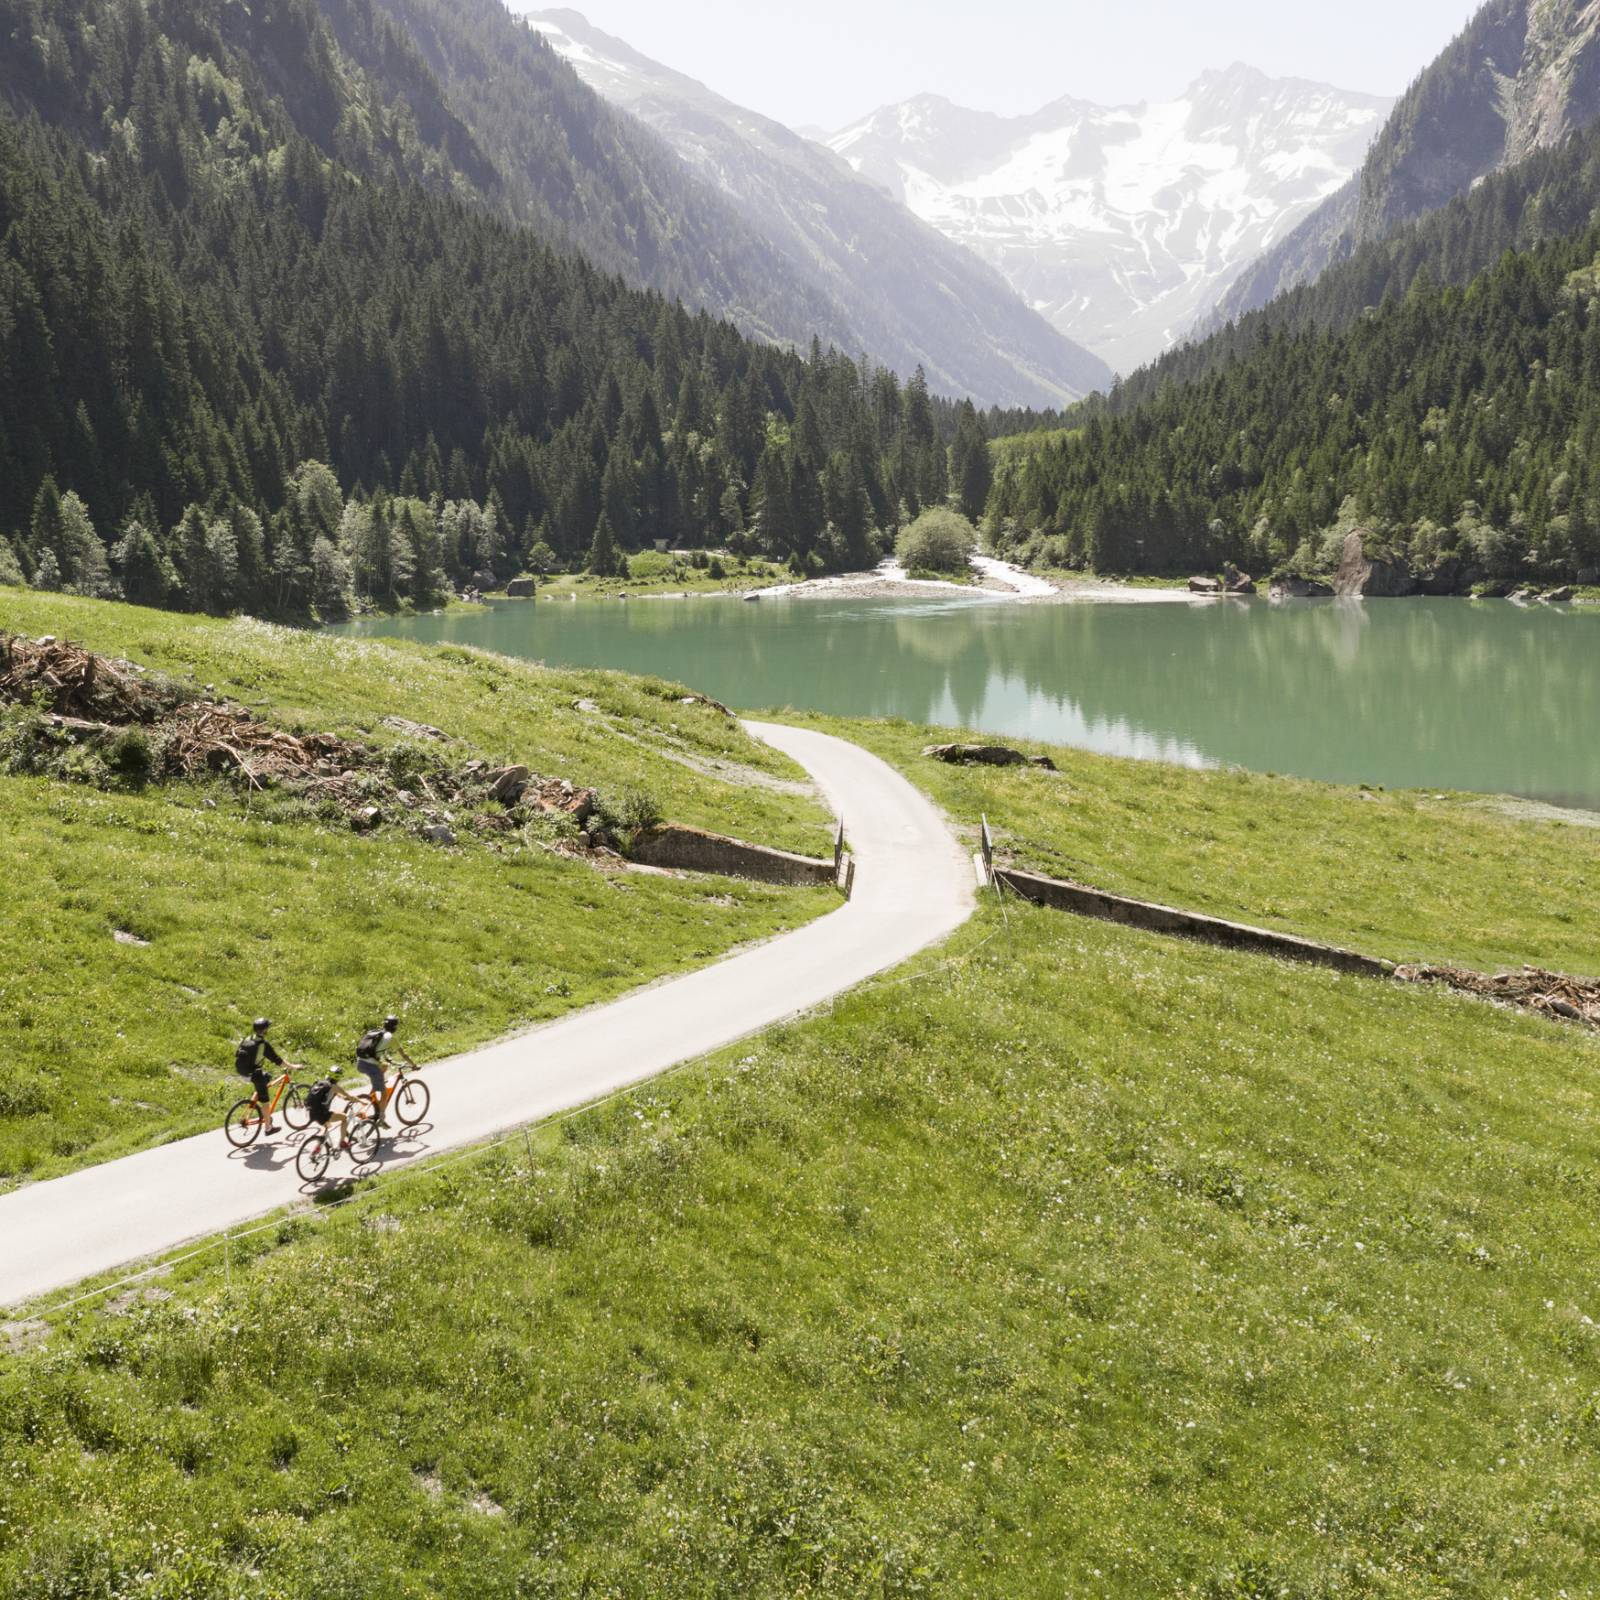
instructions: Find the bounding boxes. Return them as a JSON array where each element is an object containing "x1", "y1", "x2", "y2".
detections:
[{"x1": 552, "y1": 1, "x2": 1483, "y2": 130}]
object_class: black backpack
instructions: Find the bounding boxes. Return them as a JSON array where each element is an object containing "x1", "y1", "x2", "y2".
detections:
[
  {"x1": 306, "y1": 1079, "x2": 335, "y2": 1120},
  {"x1": 356, "y1": 1028, "x2": 385, "y2": 1061},
  {"x1": 234, "y1": 1036, "x2": 261, "y2": 1077}
]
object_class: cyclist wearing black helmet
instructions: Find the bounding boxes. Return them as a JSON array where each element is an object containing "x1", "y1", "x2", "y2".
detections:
[
  {"x1": 354, "y1": 1014, "x2": 416, "y2": 1125},
  {"x1": 233, "y1": 1018, "x2": 286, "y2": 1134}
]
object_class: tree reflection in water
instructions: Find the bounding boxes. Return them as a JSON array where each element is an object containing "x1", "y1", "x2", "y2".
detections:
[{"x1": 335, "y1": 596, "x2": 1600, "y2": 808}]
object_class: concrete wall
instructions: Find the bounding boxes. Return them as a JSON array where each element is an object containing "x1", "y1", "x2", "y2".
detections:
[
  {"x1": 631, "y1": 824, "x2": 840, "y2": 888},
  {"x1": 993, "y1": 867, "x2": 1394, "y2": 980}
]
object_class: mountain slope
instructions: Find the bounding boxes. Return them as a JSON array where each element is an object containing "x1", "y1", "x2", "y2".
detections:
[
  {"x1": 828, "y1": 68, "x2": 1390, "y2": 374},
  {"x1": 1211, "y1": 0, "x2": 1600, "y2": 326},
  {"x1": 1100, "y1": 108, "x2": 1600, "y2": 419},
  {"x1": 514, "y1": 7, "x2": 1112, "y2": 406},
  {"x1": 0, "y1": 0, "x2": 989, "y2": 614},
  {"x1": 342, "y1": 0, "x2": 845, "y2": 349},
  {"x1": 985, "y1": 218, "x2": 1600, "y2": 586}
]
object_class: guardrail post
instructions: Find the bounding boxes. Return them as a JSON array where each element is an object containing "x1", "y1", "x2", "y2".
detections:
[
  {"x1": 844, "y1": 857, "x2": 857, "y2": 901},
  {"x1": 834, "y1": 818, "x2": 845, "y2": 875}
]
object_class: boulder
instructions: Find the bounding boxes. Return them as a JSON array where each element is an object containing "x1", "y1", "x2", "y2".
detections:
[
  {"x1": 422, "y1": 824, "x2": 457, "y2": 846},
  {"x1": 526, "y1": 778, "x2": 599, "y2": 822},
  {"x1": 382, "y1": 715, "x2": 447, "y2": 742},
  {"x1": 1476, "y1": 579, "x2": 1515, "y2": 598},
  {"x1": 572, "y1": 698, "x2": 601, "y2": 714},
  {"x1": 924, "y1": 743, "x2": 1056, "y2": 771},
  {"x1": 1508, "y1": 587, "x2": 1539, "y2": 603},
  {"x1": 1268, "y1": 575, "x2": 1333, "y2": 599},
  {"x1": 1542, "y1": 585, "x2": 1575, "y2": 603},
  {"x1": 1333, "y1": 530, "x2": 1416, "y2": 597},
  {"x1": 1222, "y1": 563, "x2": 1256, "y2": 595},
  {"x1": 488, "y1": 764, "x2": 530, "y2": 804},
  {"x1": 505, "y1": 577, "x2": 536, "y2": 598},
  {"x1": 352, "y1": 806, "x2": 382, "y2": 832},
  {"x1": 1188, "y1": 575, "x2": 1223, "y2": 594}
]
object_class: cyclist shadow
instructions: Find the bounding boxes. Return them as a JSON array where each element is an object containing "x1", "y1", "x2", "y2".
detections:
[
  {"x1": 228, "y1": 1140, "x2": 298, "y2": 1174},
  {"x1": 362, "y1": 1119, "x2": 437, "y2": 1170}
]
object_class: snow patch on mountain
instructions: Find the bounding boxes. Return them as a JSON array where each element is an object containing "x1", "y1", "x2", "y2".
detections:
[
  {"x1": 828, "y1": 67, "x2": 1392, "y2": 374},
  {"x1": 511, "y1": 7, "x2": 1113, "y2": 405}
]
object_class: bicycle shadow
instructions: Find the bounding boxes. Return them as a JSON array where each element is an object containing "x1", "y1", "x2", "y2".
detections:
[
  {"x1": 363, "y1": 1119, "x2": 437, "y2": 1169},
  {"x1": 226, "y1": 1140, "x2": 297, "y2": 1173}
]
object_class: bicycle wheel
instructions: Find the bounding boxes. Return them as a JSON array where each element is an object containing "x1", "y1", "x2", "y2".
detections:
[
  {"x1": 224, "y1": 1098, "x2": 264, "y2": 1149},
  {"x1": 282, "y1": 1083, "x2": 310, "y2": 1131},
  {"x1": 394, "y1": 1077, "x2": 430, "y2": 1126},
  {"x1": 347, "y1": 1114, "x2": 380, "y2": 1163},
  {"x1": 296, "y1": 1133, "x2": 330, "y2": 1183}
]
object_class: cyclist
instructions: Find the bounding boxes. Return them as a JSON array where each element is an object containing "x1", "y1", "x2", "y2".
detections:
[
  {"x1": 355, "y1": 1015, "x2": 417, "y2": 1126},
  {"x1": 234, "y1": 1018, "x2": 289, "y2": 1134},
  {"x1": 303, "y1": 1071, "x2": 363, "y2": 1149}
]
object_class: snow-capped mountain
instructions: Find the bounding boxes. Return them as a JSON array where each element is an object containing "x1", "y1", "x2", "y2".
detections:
[
  {"x1": 511, "y1": 8, "x2": 1113, "y2": 407},
  {"x1": 828, "y1": 69, "x2": 1392, "y2": 374}
]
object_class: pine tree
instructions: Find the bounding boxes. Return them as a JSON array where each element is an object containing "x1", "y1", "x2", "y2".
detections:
[{"x1": 586, "y1": 510, "x2": 621, "y2": 577}]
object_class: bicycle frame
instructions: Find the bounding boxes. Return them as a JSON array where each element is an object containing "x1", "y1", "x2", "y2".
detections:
[{"x1": 252, "y1": 1067, "x2": 297, "y2": 1116}]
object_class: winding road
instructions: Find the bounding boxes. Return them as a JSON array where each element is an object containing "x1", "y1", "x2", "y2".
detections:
[{"x1": 0, "y1": 723, "x2": 974, "y2": 1311}]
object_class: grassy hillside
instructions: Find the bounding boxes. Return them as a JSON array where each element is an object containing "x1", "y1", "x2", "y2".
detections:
[
  {"x1": 790, "y1": 713, "x2": 1600, "y2": 975},
  {"x1": 6, "y1": 902, "x2": 1597, "y2": 1594},
  {"x1": 0, "y1": 592, "x2": 836, "y2": 1184}
]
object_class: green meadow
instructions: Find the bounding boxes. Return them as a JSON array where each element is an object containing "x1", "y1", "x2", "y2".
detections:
[
  {"x1": 5, "y1": 904, "x2": 1597, "y2": 1595},
  {"x1": 0, "y1": 592, "x2": 835, "y2": 1184},
  {"x1": 5, "y1": 598, "x2": 1599, "y2": 1594},
  {"x1": 790, "y1": 713, "x2": 1600, "y2": 974}
]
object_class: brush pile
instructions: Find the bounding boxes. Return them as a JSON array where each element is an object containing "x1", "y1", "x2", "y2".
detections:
[
  {"x1": 159, "y1": 703, "x2": 365, "y2": 793},
  {"x1": 1, "y1": 631, "x2": 610, "y2": 847},
  {"x1": 0, "y1": 632, "x2": 178, "y2": 723},
  {"x1": 1394, "y1": 963, "x2": 1600, "y2": 1027}
]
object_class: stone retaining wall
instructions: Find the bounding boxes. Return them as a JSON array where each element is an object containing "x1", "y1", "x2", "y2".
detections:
[
  {"x1": 992, "y1": 867, "x2": 1394, "y2": 980},
  {"x1": 630, "y1": 823, "x2": 840, "y2": 888}
]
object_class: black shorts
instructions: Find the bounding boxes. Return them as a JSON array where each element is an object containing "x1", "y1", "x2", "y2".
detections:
[{"x1": 250, "y1": 1068, "x2": 273, "y2": 1103}]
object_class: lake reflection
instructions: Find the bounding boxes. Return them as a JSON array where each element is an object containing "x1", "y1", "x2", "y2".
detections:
[{"x1": 333, "y1": 593, "x2": 1600, "y2": 807}]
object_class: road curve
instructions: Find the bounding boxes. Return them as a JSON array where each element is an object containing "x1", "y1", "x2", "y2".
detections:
[{"x1": 0, "y1": 722, "x2": 974, "y2": 1310}]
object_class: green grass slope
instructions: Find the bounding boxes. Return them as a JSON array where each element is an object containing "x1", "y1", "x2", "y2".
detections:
[
  {"x1": 6, "y1": 905, "x2": 1598, "y2": 1595},
  {"x1": 0, "y1": 592, "x2": 835, "y2": 1184},
  {"x1": 790, "y1": 713, "x2": 1600, "y2": 975}
]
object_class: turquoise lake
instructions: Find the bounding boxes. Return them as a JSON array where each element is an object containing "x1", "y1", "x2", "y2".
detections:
[{"x1": 335, "y1": 593, "x2": 1600, "y2": 808}]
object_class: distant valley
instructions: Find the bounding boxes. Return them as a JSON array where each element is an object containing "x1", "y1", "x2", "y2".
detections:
[
  {"x1": 516, "y1": 6, "x2": 1112, "y2": 406},
  {"x1": 827, "y1": 69, "x2": 1390, "y2": 373}
]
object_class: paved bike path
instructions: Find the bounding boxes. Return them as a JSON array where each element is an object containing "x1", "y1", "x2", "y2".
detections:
[{"x1": 0, "y1": 723, "x2": 975, "y2": 1310}]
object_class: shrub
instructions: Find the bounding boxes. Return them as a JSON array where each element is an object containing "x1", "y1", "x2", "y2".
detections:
[
  {"x1": 627, "y1": 550, "x2": 674, "y2": 580},
  {"x1": 896, "y1": 508, "x2": 977, "y2": 575},
  {"x1": 102, "y1": 727, "x2": 155, "y2": 789},
  {"x1": 612, "y1": 784, "x2": 662, "y2": 835}
]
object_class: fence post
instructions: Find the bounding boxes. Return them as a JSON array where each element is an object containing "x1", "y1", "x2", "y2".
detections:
[
  {"x1": 980, "y1": 814, "x2": 994, "y2": 874},
  {"x1": 844, "y1": 857, "x2": 857, "y2": 901},
  {"x1": 834, "y1": 818, "x2": 845, "y2": 875}
]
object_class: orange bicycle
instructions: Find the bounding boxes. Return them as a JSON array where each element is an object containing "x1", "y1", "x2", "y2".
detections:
[
  {"x1": 368, "y1": 1060, "x2": 430, "y2": 1134},
  {"x1": 224, "y1": 1064, "x2": 309, "y2": 1148}
]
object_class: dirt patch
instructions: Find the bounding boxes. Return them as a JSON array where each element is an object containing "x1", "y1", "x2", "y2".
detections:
[
  {"x1": 2, "y1": 1319, "x2": 49, "y2": 1356},
  {"x1": 1471, "y1": 796, "x2": 1600, "y2": 830}
]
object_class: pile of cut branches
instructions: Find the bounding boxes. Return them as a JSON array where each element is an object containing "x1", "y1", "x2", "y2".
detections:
[
  {"x1": 0, "y1": 631, "x2": 179, "y2": 723},
  {"x1": 159, "y1": 703, "x2": 367, "y2": 794},
  {"x1": 1395, "y1": 963, "x2": 1600, "y2": 1027},
  {"x1": 1, "y1": 630, "x2": 614, "y2": 849}
]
